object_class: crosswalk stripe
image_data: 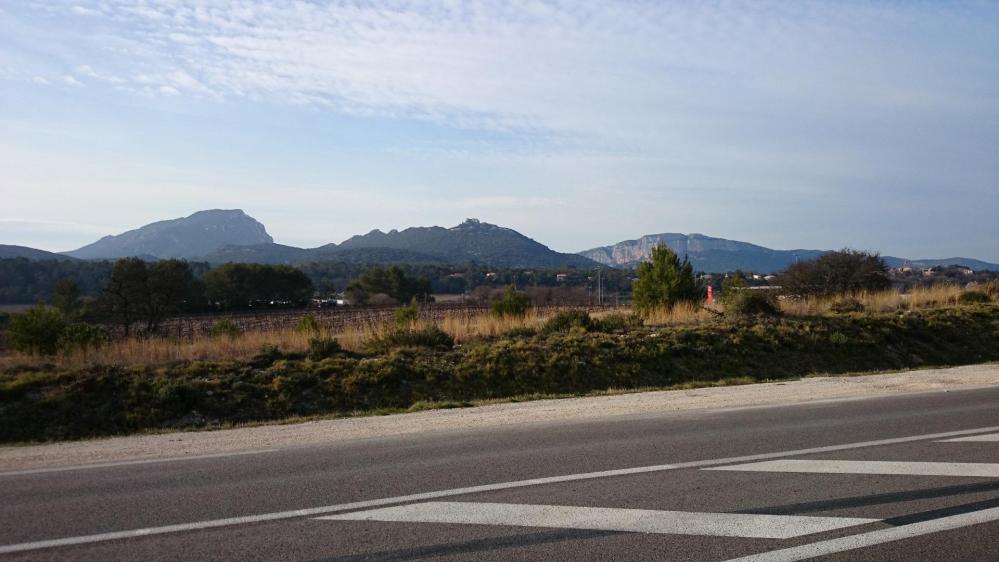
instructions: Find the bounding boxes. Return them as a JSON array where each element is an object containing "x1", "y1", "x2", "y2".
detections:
[
  {"x1": 317, "y1": 501, "x2": 878, "y2": 539},
  {"x1": 723, "y1": 506, "x2": 999, "y2": 562},
  {"x1": 706, "y1": 460, "x2": 999, "y2": 478},
  {"x1": 938, "y1": 432, "x2": 999, "y2": 442}
]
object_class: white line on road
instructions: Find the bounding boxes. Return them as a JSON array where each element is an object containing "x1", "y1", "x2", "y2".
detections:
[
  {"x1": 723, "y1": 506, "x2": 999, "y2": 562},
  {"x1": 0, "y1": 449, "x2": 281, "y2": 478},
  {"x1": 2, "y1": 424, "x2": 998, "y2": 555},
  {"x1": 939, "y1": 432, "x2": 999, "y2": 442},
  {"x1": 706, "y1": 460, "x2": 999, "y2": 478},
  {"x1": 318, "y1": 502, "x2": 878, "y2": 539}
]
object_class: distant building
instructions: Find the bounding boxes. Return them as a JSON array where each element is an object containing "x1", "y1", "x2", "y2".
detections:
[{"x1": 556, "y1": 273, "x2": 568, "y2": 283}]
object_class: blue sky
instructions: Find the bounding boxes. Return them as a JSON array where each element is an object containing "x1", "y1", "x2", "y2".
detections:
[{"x1": 1, "y1": 1, "x2": 997, "y2": 260}]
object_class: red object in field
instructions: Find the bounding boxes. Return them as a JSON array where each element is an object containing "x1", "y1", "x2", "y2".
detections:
[{"x1": 707, "y1": 285, "x2": 713, "y2": 305}]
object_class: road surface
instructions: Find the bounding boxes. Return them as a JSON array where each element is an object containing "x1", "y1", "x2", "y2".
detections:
[{"x1": 2, "y1": 384, "x2": 999, "y2": 560}]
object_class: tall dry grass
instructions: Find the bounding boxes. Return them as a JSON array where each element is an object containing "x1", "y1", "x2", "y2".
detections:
[
  {"x1": 2, "y1": 286, "x2": 990, "y2": 370},
  {"x1": 778, "y1": 284, "x2": 968, "y2": 316},
  {"x1": 640, "y1": 301, "x2": 718, "y2": 326}
]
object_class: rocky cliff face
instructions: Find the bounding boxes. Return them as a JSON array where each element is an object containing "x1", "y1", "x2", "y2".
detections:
[{"x1": 580, "y1": 233, "x2": 825, "y2": 273}]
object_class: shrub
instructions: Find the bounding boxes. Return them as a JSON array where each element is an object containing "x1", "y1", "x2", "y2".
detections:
[
  {"x1": 958, "y1": 291, "x2": 990, "y2": 304},
  {"x1": 542, "y1": 310, "x2": 593, "y2": 334},
  {"x1": 58, "y1": 323, "x2": 109, "y2": 353},
  {"x1": 726, "y1": 291, "x2": 780, "y2": 317},
  {"x1": 593, "y1": 312, "x2": 643, "y2": 332},
  {"x1": 830, "y1": 298, "x2": 865, "y2": 314},
  {"x1": 209, "y1": 320, "x2": 243, "y2": 339},
  {"x1": 503, "y1": 326, "x2": 538, "y2": 338},
  {"x1": 295, "y1": 313, "x2": 322, "y2": 334},
  {"x1": 491, "y1": 286, "x2": 531, "y2": 317},
  {"x1": 308, "y1": 337, "x2": 343, "y2": 360},
  {"x1": 779, "y1": 249, "x2": 890, "y2": 296},
  {"x1": 829, "y1": 332, "x2": 849, "y2": 346},
  {"x1": 394, "y1": 297, "x2": 420, "y2": 328},
  {"x1": 369, "y1": 325, "x2": 454, "y2": 352},
  {"x1": 7, "y1": 307, "x2": 67, "y2": 355}
]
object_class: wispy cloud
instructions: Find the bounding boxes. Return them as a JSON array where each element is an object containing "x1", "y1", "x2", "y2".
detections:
[{"x1": 11, "y1": 1, "x2": 998, "y2": 149}]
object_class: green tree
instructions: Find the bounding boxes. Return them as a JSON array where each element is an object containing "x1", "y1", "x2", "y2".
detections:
[
  {"x1": 96, "y1": 258, "x2": 198, "y2": 333},
  {"x1": 204, "y1": 263, "x2": 313, "y2": 309},
  {"x1": 346, "y1": 266, "x2": 431, "y2": 305},
  {"x1": 144, "y1": 260, "x2": 196, "y2": 332},
  {"x1": 98, "y1": 257, "x2": 150, "y2": 335},
  {"x1": 632, "y1": 243, "x2": 701, "y2": 315},
  {"x1": 51, "y1": 278, "x2": 81, "y2": 318},
  {"x1": 7, "y1": 307, "x2": 67, "y2": 355}
]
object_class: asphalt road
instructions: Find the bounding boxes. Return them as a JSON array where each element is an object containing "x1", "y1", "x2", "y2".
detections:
[{"x1": 3, "y1": 386, "x2": 999, "y2": 561}]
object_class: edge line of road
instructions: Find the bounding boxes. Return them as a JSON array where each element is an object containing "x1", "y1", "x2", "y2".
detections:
[{"x1": 2, "y1": 424, "x2": 999, "y2": 555}]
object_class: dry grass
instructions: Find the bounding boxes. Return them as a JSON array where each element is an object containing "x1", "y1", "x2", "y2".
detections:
[
  {"x1": 2, "y1": 285, "x2": 989, "y2": 370},
  {"x1": 778, "y1": 285, "x2": 969, "y2": 316},
  {"x1": 641, "y1": 301, "x2": 718, "y2": 326}
]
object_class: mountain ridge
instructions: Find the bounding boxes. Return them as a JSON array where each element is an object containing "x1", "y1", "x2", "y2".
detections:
[
  {"x1": 4, "y1": 210, "x2": 996, "y2": 272},
  {"x1": 64, "y1": 209, "x2": 273, "y2": 260}
]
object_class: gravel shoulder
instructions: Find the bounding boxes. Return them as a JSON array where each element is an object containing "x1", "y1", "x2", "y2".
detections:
[{"x1": 2, "y1": 363, "x2": 997, "y2": 471}]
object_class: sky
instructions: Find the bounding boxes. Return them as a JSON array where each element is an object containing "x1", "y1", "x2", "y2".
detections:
[{"x1": 1, "y1": 1, "x2": 997, "y2": 261}]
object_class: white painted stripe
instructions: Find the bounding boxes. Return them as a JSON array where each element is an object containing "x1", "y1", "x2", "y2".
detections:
[
  {"x1": 939, "y1": 432, "x2": 999, "y2": 442},
  {"x1": 318, "y1": 502, "x2": 878, "y2": 539},
  {"x1": 0, "y1": 449, "x2": 281, "y2": 478},
  {"x1": 1, "y1": 424, "x2": 997, "y2": 555},
  {"x1": 723, "y1": 506, "x2": 999, "y2": 562},
  {"x1": 707, "y1": 460, "x2": 999, "y2": 478}
]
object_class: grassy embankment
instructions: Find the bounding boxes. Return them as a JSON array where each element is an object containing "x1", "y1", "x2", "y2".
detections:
[{"x1": 1, "y1": 285, "x2": 997, "y2": 442}]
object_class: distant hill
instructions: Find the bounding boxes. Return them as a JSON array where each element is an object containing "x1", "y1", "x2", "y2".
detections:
[
  {"x1": 333, "y1": 219, "x2": 597, "y2": 268},
  {"x1": 580, "y1": 234, "x2": 999, "y2": 273},
  {"x1": 881, "y1": 257, "x2": 999, "y2": 271},
  {"x1": 64, "y1": 209, "x2": 273, "y2": 260},
  {"x1": 202, "y1": 219, "x2": 596, "y2": 268},
  {"x1": 0, "y1": 245, "x2": 78, "y2": 261}
]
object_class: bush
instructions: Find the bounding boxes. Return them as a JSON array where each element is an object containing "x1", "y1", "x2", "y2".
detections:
[
  {"x1": 369, "y1": 325, "x2": 454, "y2": 352},
  {"x1": 7, "y1": 307, "x2": 67, "y2": 355},
  {"x1": 295, "y1": 313, "x2": 322, "y2": 334},
  {"x1": 958, "y1": 291, "x2": 990, "y2": 304},
  {"x1": 58, "y1": 323, "x2": 109, "y2": 353},
  {"x1": 394, "y1": 298, "x2": 420, "y2": 328},
  {"x1": 592, "y1": 312, "x2": 643, "y2": 333},
  {"x1": 308, "y1": 337, "x2": 343, "y2": 360},
  {"x1": 830, "y1": 298, "x2": 865, "y2": 314},
  {"x1": 726, "y1": 291, "x2": 780, "y2": 317},
  {"x1": 503, "y1": 326, "x2": 538, "y2": 338},
  {"x1": 491, "y1": 287, "x2": 531, "y2": 317},
  {"x1": 542, "y1": 310, "x2": 593, "y2": 334},
  {"x1": 209, "y1": 320, "x2": 243, "y2": 339}
]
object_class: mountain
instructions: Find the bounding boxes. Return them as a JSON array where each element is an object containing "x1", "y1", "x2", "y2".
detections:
[
  {"x1": 881, "y1": 257, "x2": 999, "y2": 271},
  {"x1": 580, "y1": 234, "x2": 999, "y2": 273},
  {"x1": 202, "y1": 219, "x2": 597, "y2": 268},
  {"x1": 580, "y1": 233, "x2": 825, "y2": 273},
  {"x1": 0, "y1": 245, "x2": 79, "y2": 261},
  {"x1": 334, "y1": 219, "x2": 597, "y2": 268},
  {"x1": 64, "y1": 209, "x2": 273, "y2": 260}
]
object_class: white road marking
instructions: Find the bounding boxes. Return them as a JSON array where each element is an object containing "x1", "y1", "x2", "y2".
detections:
[
  {"x1": 723, "y1": 505, "x2": 999, "y2": 562},
  {"x1": 939, "y1": 432, "x2": 999, "y2": 442},
  {"x1": 0, "y1": 449, "x2": 281, "y2": 478},
  {"x1": 318, "y1": 502, "x2": 878, "y2": 539},
  {"x1": 1, "y1": 424, "x2": 998, "y2": 555},
  {"x1": 706, "y1": 460, "x2": 999, "y2": 478}
]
